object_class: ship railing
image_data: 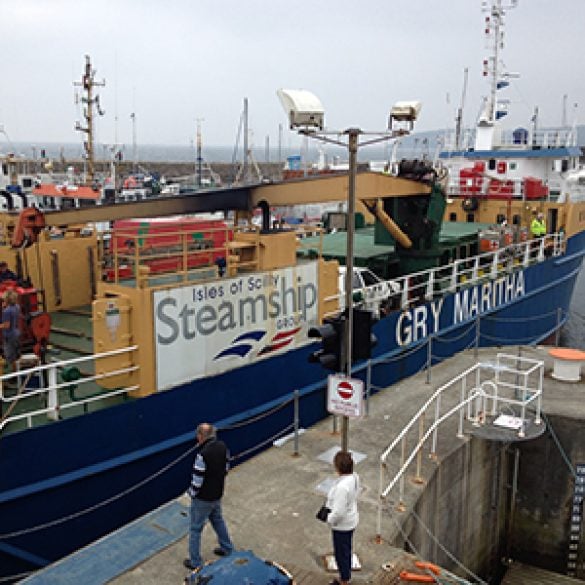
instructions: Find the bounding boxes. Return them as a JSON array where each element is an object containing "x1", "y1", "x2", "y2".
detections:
[
  {"x1": 100, "y1": 223, "x2": 327, "y2": 287},
  {"x1": 441, "y1": 127, "x2": 577, "y2": 152},
  {"x1": 101, "y1": 222, "x2": 235, "y2": 286},
  {"x1": 322, "y1": 233, "x2": 562, "y2": 318},
  {"x1": 396, "y1": 234, "x2": 561, "y2": 309},
  {"x1": 445, "y1": 176, "x2": 564, "y2": 201},
  {"x1": 0, "y1": 345, "x2": 139, "y2": 433},
  {"x1": 376, "y1": 353, "x2": 544, "y2": 540}
]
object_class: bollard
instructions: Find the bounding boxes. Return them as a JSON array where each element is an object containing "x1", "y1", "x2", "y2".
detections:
[{"x1": 293, "y1": 389, "x2": 299, "y2": 457}]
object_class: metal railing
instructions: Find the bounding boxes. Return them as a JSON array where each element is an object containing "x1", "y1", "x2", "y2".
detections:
[
  {"x1": 101, "y1": 222, "x2": 326, "y2": 288},
  {"x1": 441, "y1": 127, "x2": 578, "y2": 152},
  {"x1": 324, "y1": 232, "x2": 563, "y2": 315},
  {"x1": 0, "y1": 346, "x2": 139, "y2": 432},
  {"x1": 376, "y1": 353, "x2": 544, "y2": 540}
]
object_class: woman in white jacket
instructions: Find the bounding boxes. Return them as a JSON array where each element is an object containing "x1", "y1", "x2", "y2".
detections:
[{"x1": 326, "y1": 451, "x2": 359, "y2": 585}]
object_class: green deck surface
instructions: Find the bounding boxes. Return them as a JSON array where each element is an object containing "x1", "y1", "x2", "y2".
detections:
[
  {"x1": 298, "y1": 221, "x2": 490, "y2": 262},
  {"x1": 1, "y1": 307, "x2": 130, "y2": 435}
]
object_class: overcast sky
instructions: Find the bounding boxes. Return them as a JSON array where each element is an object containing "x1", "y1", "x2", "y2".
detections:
[{"x1": 1, "y1": 0, "x2": 583, "y2": 150}]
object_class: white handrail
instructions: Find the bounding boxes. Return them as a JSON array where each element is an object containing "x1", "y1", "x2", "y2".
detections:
[
  {"x1": 323, "y1": 233, "x2": 564, "y2": 316},
  {"x1": 0, "y1": 345, "x2": 139, "y2": 432},
  {"x1": 376, "y1": 353, "x2": 543, "y2": 540}
]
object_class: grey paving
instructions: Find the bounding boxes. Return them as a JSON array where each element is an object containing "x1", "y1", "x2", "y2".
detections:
[{"x1": 31, "y1": 345, "x2": 585, "y2": 584}]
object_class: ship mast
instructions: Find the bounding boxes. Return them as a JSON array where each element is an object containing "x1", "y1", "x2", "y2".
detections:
[
  {"x1": 74, "y1": 55, "x2": 105, "y2": 184},
  {"x1": 482, "y1": 0, "x2": 517, "y2": 124}
]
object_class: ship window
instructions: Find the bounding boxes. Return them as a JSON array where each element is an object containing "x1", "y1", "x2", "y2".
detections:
[
  {"x1": 449, "y1": 212, "x2": 457, "y2": 221},
  {"x1": 512, "y1": 214, "x2": 521, "y2": 225},
  {"x1": 509, "y1": 162, "x2": 517, "y2": 170},
  {"x1": 466, "y1": 213, "x2": 475, "y2": 222},
  {"x1": 488, "y1": 159, "x2": 496, "y2": 171},
  {"x1": 496, "y1": 214, "x2": 506, "y2": 224},
  {"x1": 562, "y1": 160, "x2": 569, "y2": 172}
]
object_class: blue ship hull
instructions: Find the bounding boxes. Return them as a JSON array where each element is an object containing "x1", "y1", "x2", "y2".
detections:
[{"x1": 1, "y1": 232, "x2": 583, "y2": 579}]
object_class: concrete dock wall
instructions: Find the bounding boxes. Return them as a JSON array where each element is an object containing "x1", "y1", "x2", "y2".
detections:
[
  {"x1": 513, "y1": 413, "x2": 585, "y2": 575},
  {"x1": 394, "y1": 437, "x2": 511, "y2": 583}
]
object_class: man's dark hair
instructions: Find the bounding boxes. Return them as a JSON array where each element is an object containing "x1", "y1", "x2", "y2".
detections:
[
  {"x1": 333, "y1": 450, "x2": 354, "y2": 475},
  {"x1": 197, "y1": 423, "x2": 216, "y2": 441}
]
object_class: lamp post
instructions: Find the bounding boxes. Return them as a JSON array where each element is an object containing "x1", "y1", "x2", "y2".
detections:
[{"x1": 277, "y1": 89, "x2": 420, "y2": 452}]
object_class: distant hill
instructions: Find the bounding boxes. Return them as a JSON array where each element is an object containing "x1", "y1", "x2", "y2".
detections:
[{"x1": 2, "y1": 125, "x2": 583, "y2": 165}]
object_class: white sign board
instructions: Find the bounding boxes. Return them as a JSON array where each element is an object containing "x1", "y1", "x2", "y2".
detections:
[
  {"x1": 327, "y1": 374, "x2": 364, "y2": 419},
  {"x1": 154, "y1": 264, "x2": 319, "y2": 390}
]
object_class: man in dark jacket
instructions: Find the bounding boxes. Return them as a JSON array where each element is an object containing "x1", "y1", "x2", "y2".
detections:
[{"x1": 184, "y1": 423, "x2": 234, "y2": 571}]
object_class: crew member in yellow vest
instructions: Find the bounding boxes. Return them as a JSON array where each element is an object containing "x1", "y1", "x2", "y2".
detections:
[{"x1": 530, "y1": 211, "x2": 546, "y2": 238}]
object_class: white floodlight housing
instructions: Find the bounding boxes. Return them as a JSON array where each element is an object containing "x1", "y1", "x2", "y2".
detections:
[
  {"x1": 389, "y1": 100, "x2": 422, "y2": 133},
  {"x1": 390, "y1": 101, "x2": 422, "y2": 122},
  {"x1": 277, "y1": 89, "x2": 324, "y2": 130}
]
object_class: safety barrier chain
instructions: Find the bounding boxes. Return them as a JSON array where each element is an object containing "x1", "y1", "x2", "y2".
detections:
[
  {"x1": 387, "y1": 507, "x2": 487, "y2": 585},
  {"x1": 483, "y1": 307, "x2": 564, "y2": 323},
  {"x1": 374, "y1": 340, "x2": 427, "y2": 365},
  {"x1": 229, "y1": 423, "x2": 295, "y2": 463},
  {"x1": 217, "y1": 395, "x2": 294, "y2": 431},
  {"x1": 430, "y1": 336, "x2": 479, "y2": 363},
  {"x1": 540, "y1": 412, "x2": 576, "y2": 479},
  {"x1": 368, "y1": 354, "x2": 433, "y2": 396},
  {"x1": 0, "y1": 441, "x2": 199, "y2": 540},
  {"x1": 434, "y1": 322, "x2": 477, "y2": 344},
  {"x1": 481, "y1": 332, "x2": 544, "y2": 345},
  {"x1": 0, "y1": 391, "x2": 303, "y2": 541}
]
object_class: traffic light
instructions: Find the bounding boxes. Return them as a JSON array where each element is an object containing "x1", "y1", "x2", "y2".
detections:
[
  {"x1": 352, "y1": 308, "x2": 377, "y2": 360},
  {"x1": 308, "y1": 316, "x2": 345, "y2": 372}
]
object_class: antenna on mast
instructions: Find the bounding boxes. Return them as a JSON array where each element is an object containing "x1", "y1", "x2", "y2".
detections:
[
  {"x1": 481, "y1": 0, "x2": 518, "y2": 124},
  {"x1": 74, "y1": 55, "x2": 106, "y2": 184},
  {"x1": 455, "y1": 68, "x2": 469, "y2": 150},
  {"x1": 130, "y1": 112, "x2": 137, "y2": 172}
]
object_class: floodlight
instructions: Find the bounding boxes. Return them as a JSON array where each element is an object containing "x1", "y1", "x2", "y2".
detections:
[
  {"x1": 390, "y1": 101, "x2": 422, "y2": 122},
  {"x1": 389, "y1": 100, "x2": 422, "y2": 134},
  {"x1": 277, "y1": 88, "x2": 324, "y2": 130}
]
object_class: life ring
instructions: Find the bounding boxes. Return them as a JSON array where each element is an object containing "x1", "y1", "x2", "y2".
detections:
[{"x1": 462, "y1": 197, "x2": 478, "y2": 212}]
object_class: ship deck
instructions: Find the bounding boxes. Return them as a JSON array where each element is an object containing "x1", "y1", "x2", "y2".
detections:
[
  {"x1": 1, "y1": 308, "x2": 131, "y2": 434},
  {"x1": 22, "y1": 344, "x2": 585, "y2": 585}
]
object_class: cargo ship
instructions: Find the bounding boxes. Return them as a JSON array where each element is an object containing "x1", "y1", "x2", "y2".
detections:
[{"x1": 1, "y1": 1, "x2": 584, "y2": 581}]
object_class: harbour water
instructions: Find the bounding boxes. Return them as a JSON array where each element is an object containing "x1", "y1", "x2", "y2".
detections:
[{"x1": 562, "y1": 268, "x2": 585, "y2": 349}]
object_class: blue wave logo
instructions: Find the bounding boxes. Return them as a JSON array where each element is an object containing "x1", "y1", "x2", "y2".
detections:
[{"x1": 213, "y1": 330, "x2": 266, "y2": 360}]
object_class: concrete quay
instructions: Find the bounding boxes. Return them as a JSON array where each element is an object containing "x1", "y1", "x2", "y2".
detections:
[{"x1": 27, "y1": 345, "x2": 585, "y2": 584}]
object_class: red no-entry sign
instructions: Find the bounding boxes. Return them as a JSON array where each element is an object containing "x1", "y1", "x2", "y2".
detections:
[{"x1": 327, "y1": 374, "x2": 364, "y2": 418}]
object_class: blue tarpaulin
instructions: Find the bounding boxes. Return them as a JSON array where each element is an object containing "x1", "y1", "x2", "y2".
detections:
[{"x1": 186, "y1": 550, "x2": 292, "y2": 584}]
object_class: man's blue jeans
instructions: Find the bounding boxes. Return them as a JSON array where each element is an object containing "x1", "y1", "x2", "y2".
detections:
[{"x1": 189, "y1": 497, "x2": 233, "y2": 567}]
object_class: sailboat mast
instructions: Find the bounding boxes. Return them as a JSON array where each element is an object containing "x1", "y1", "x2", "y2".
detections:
[
  {"x1": 196, "y1": 118, "x2": 204, "y2": 188},
  {"x1": 74, "y1": 55, "x2": 105, "y2": 184},
  {"x1": 243, "y1": 98, "x2": 249, "y2": 184}
]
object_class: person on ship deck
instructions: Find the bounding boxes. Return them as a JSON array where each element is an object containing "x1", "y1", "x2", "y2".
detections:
[{"x1": 530, "y1": 211, "x2": 547, "y2": 238}]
